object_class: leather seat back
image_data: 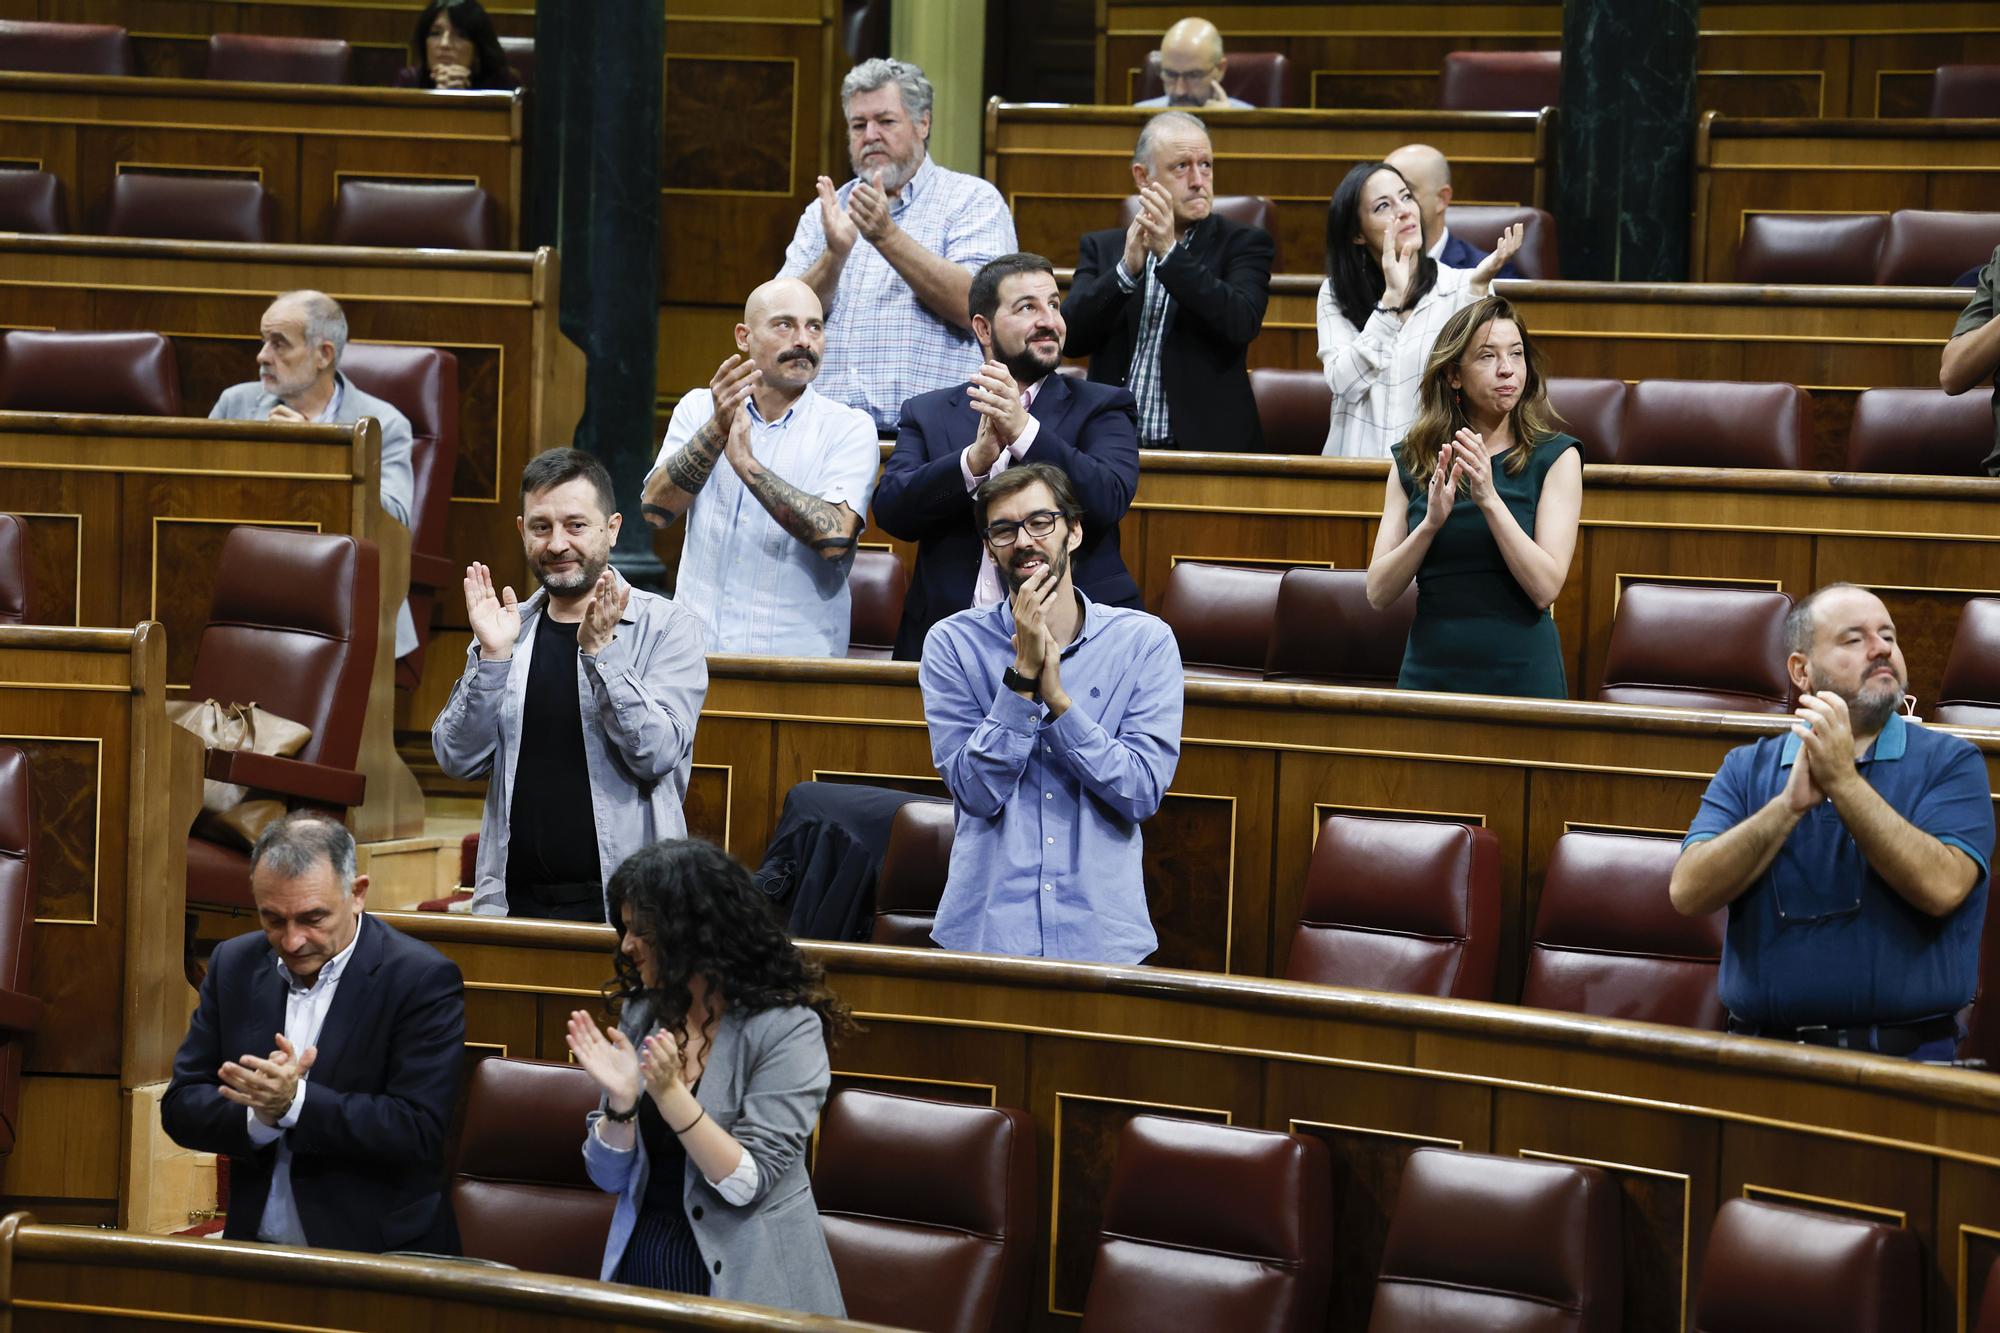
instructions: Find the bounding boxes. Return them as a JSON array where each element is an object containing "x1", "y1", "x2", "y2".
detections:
[
  {"x1": 1445, "y1": 204, "x2": 1560, "y2": 278},
  {"x1": 1930, "y1": 64, "x2": 2000, "y2": 118},
  {"x1": 327, "y1": 179, "x2": 501, "y2": 250},
  {"x1": 1118, "y1": 194, "x2": 1277, "y2": 267},
  {"x1": 1877, "y1": 209, "x2": 2000, "y2": 286},
  {"x1": 0, "y1": 514, "x2": 27, "y2": 626},
  {"x1": 206, "y1": 33, "x2": 352, "y2": 85},
  {"x1": 816, "y1": 1089, "x2": 1038, "y2": 1333},
  {"x1": 871, "y1": 799, "x2": 954, "y2": 946},
  {"x1": 1263, "y1": 568, "x2": 1413, "y2": 688},
  {"x1": 1691, "y1": 1198, "x2": 1920, "y2": 1333},
  {"x1": 1249, "y1": 368, "x2": 1332, "y2": 456},
  {"x1": 1736, "y1": 213, "x2": 1886, "y2": 285},
  {"x1": 1545, "y1": 376, "x2": 1627, "y2": 464},
  {"x1": 0, "y1": 20, "x2": 134, "y2": 76},
  {"x1": 1285, "y1": 814, "x2": 1501, "y2": 1000},
  {"x1": 0, "y1": 169, "x2": 66, "y2": 234},
  {"x1": 498, "y1": 36, "x2": 536, "y2": 89},
  {"x1": 1597, "y1": 582, "x2": 1794, "y2": 713},
  {"x1": 1846, "y1": 386, "x2": 1995, "y2": 475},
  {"x1": 97, "y1": 172, "x2": 275, "y2": 245},
  {"x1": 0, "y1": 744, "x2": 37, "y2": 1151},
  {"x1": 1437, "y1": 49, "x2": 1561, "y2": 110},
  {"x1": 1621, "y1": 379, "x2": 1808, "y2": 470},
  {"x1": 1936, "y1": 597, "x2": 2000, "y2": 728},
  {"x1": 0, "y1": 330, "x2": 181, "y2": 416},
  {"x1": 450, "y1": 1057, "x2": 613, "y2": 1278},
  {"x1": 1160, "y1": 561, "x2": 1284, "y2": 678},
  {"x1": 1139, "y1": 50, "x2": 1291, "y2": 107},
  {"x1": 848, "y1": 550, "x2": 908, "y2": 659}
]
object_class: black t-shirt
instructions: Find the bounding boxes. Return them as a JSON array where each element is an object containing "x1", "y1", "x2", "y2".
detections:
[{"x1": 505, "y1": 612, "x2": 604, "y2": 919}]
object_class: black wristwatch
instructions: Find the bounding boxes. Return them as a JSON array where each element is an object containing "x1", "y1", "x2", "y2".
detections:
[
  {"x1": 1003, "y1": 666, "x2": 1040, "y2": 699},
  {"x1": 602, "y1": 1100, "x2": 640, "y2": 1123}
]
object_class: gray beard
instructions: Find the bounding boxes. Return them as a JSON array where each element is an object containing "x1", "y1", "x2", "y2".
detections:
[{"x1": 1812, "y1": 666, "x2": 1902, "y2": 735}]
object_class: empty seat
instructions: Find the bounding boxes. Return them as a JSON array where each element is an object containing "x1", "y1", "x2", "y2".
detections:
[
  {"x1": 1078, "y1": 1116, "x2": 1331, "y2": 1333},
  {"x1": 1845, "y1": 387, "x2": 1994, "y2": 475},
  {"x1": 1249, "y1": 368, "x2": 1333, "y2": 456},
  {"x1": 497, "y1": 36, "x2": 536, "y2": 89},
  {"x1": 1976, "y1": 1253, "x2": 2000, "y2": 1333},
  {"x1": 1735, "y1": 213, "x2": 1886, "y2": 286},
  {"x1": 1597, "y1": 583, "x2": 1793, "y2": 713},
  {"x1": 0, "y1": 20, "x2": 134, "y2": 76},
  {"x1": 1621, "y1": 379, "x2": 1808, "y2": 470},
  {"x1": 1367, "y1": 1148, "x2": 1621, "y2": 1332},
  {"x1": 816, "y1": 1089, "x2": 1037, "y2": 1333},
  {"x1": 96, "y1": 173, "x2": 275, "y2": 245},
  {"x1": 1119, "y1": 194, "x2": 1278, "y2": 268},
  {"x1": 1140, "y1": 49, "x2": 1291, "y2": 108},
  {"x1": 1522, "y1": 831, "x2": 1726, "y2": 1029},
  {"x1": 327, "y1": 180, "x2": 501, "y2": 250},
  {"x1": 1877, "y1": 210, "x2": 2000, "y2": 287},
  {"x1": 1445, "y1": 204, "x2": 1560, "y2": 279},
  {"x1": 1263, "y1": 568, "x2": 1414, "y2": 688},
  {"x1": 1930, "y1": 64, "x2": 2000, "y2": 118},
  {"x1": 1286, "y1": 814, "x2": 1501, "y2": 1001},
  {"x1": 0, "y1": 514, "x2": 26, "y2": 626},
  {"x1": 1935, "y1": 597, "x2": 2000, "y2": 729},
  {"x1": 871, "y1": 798, "x2": 954, "y2": 947},
  {"x1": 848, "y1": 549, "x2": 907, "y2": 659},
  {"x1": 1437, "y1": 50, "x2": 1561, "y2": 111},
  {"x1": 0, "y1": 330, "x2": 181, "y2": 416},
  {"x1": 450, "y1": 1056, "x2": 613, "y2": 1277},
  {"x1": 1545, "y1": 376, "x2": 1626, "y2": 465},
  {"x1": 205, "y1": 33, "x2": 352, "y2": 85},
  {"x1": 0, "y1": 744, "x2": 49, "y2": 1155},
  {"x1": 1160, "y1": 561, "x2": 1285, "y2": 678},
  {"x1": 1691, "y1": 1198, "x2": 1919, "y2": 1333},
  {"x1": 0, "y1": 169, "x2": 66, "y2": 234}
]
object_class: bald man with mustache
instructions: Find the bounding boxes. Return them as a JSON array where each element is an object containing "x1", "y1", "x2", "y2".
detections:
[{"x1": 644, "y1": 277, "x2": 881, "y2": 656}]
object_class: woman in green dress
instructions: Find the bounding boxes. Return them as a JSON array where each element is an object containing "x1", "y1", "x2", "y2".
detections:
[{"x1": 1364, "y1": 294, "x2": 1582, "y2": 698}]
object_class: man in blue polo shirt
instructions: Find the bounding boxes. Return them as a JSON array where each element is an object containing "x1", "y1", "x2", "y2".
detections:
[{"x1": 1670, "y1": 583, "x2": 1994, "y2": 1060}]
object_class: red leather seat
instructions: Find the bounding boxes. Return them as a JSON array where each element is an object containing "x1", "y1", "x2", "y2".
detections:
[
  {"x1": 1160, "y1": 561, "x2": 1285, "y2": 678},
  {"x1": 1930, "y1": 64, "x2": 2000, "y2": 118},
  {"x1": 816, "y1": 1089, "x2": 1037, "y2": 1333},
  {"x1": 1139, "y1": 50, "x2": 1291, "y2": 108},
  {"x1": 0, "y1": 514, "x2": 27, "y2": 626},
  {"x1": 1975, "y1": 1253, "x2": 2000, "y2": 1333},
  {"x1": 1691, "y1": 1198, "x2": 1920, "y2": 1333},
  {"x1": 848, "y1": 549, "x2": 907, "y2": 659},
  {"x1": 497, "y1": 36, "x2": 535, "y2": 90},
  {"x1": 96, "y1": 173, "x2": 275, "y2": 245},
  {"x1": 1621, "y1": 379, "x2": 1808, "y2": 470},
  {"x1": 870, "y1": 799, "x2": 953, "y2": 947},
  {"x1": 0, "y1": 745, "x2": 50, "y2": 1155},
  {"x1": 205, "y1": 33, "x2": 352, "y2": 85},
  {"x1": 1285, "y1": 814, "x2": 1501, "y2": 1001},
  {"x1": 0, "y1": 20, "x2": 134, "y2": 76},
  {"x1": 0, "y1": 330, "x2": 181, "y2": 416},
  {"x1": 1735, "y1": 213, "x2": 1886, "y2": 286},
  {"x1": 1846, "y1": 387, "x2": 1995, "y2": 475},
  {"x1": 1079, "y1": 1116, "x2": 1331, "y2": 1333},
  {"x1": 1262, "y1": 568, "x2": 1414, "y2": 688},
  {"x1": 1367, "y1": 1148, "x2": 1621, "y2": 1332},
  {"x1": 0, "y1": 169, "x2": 66, "y2": 234},
  {"x1": 1445, "y1": 204, "x2": 1560, "y2": 279},
  {"x1": 337, "y1": 343, "x2": 460, "y2": 686},
  {"x1": 1597, "y1": 583, "x2": 1793, "y2": 713},
  {"x1": 1521, "y1": 831, "x2": 1726, "y2": 1029},
  {"x1": 1249, "y1": 368, "x2": 1332, "y2": 456},
  {"x1": 1877, "y1": 210, "x2": 2000, "y2": 287},
  {"x1": 1935, "y1": 597, "x2": 2000, "y2": 729},
  {"x1": 1545, "y1": 376, "x2": 1626, "y2": 465},
  {"x1": 1437, "y1": 50, "x2": 1561, "y2": 111},
  {"x1": 185, "y1": 528, "x2": 378, "y2": 911},
  {"x1": 327, "y1": 180, "x2": 502, "y2": 250},
  {"x1": 1119, "y1": 194, "x2": 1278, "y2": 268},
  {"x1": 450, "y1": 1057, "x2": 613, "y2": 1278}
]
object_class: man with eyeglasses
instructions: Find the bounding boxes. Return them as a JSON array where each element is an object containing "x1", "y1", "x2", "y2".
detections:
[
  {"x1": 917, "y1": 461, "x2": 1183, "y2": 964},
  {"x1": 1135, "y1": 18, "x2": 1252, "y2": 110},
  {"x1": 875, "y1": 252, "x2": 1142, "y2": 660},
  {"x1": 1670, "y1": 584, "x2": 1993, "y2": 1061}
]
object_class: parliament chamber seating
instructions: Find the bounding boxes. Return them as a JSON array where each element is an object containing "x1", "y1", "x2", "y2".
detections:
[
  {"x1": 0, "y1": 513, "x2": 25, "y2": 625},
  {"x1": 1137, "y1": 49, "x2": 1292, "y2": 108},
  {"x1": 1285, "y1": 815, "x2": 1501, "y2": 1001},
  {"x1": 1935, "y1": 598, "x2": 2000, "y2": 729},
  {"x1": 450, "y1": 1056, "x2": 612, "y2": 1278},
  {"x1": 1689, "y1": 1198, "x2": 1920, "y2": 1333},
  {"x1": 1160, "y1": 561, "x2": 1285, "y2": 679},
  {"x1": 1877, "y1": 210, "x2": 2000, "y2": 287},
  {"x1": 0, "y1": 19, "x2": 134, "y2": 76},
  {"x1": 1437, "y1": 49, "x2": 1562, "y2": 111},
  {"x1": 1736, "y1": 213, "x2": 1887, "y2": 286},
  {"x1": 1979, "y1": 1255, "x2": 2000, "y2": 1333},
  {"x1": 204, "y1": 33, "x2": 352, "y2": 86},
  {"x1": 815, "y1": 1089, "x2": 1037, "y2": 1333},
  {"x1": 1119, "y1": 194, "x2": 1278, "y2": 267},
  {"x1": 1262, "y1": 569, "x2": 1414, "y2": 688},
  {"x1": 1077, "y1": 1116, "x2": 1330, "y2": 1333},
  {"x1": 1446, "y1": 204, "x2": 1560, "y2": 279},
  {"x1": 184, "y1": 528, "x2": 378, "y2": 912},
  {"x1": 848, "y1": 549, "x2": 908, "y2": 659},
  {"x1": 1248, "y1": 368, "x2": 1331, "y2": 456},
  {"x1": 870, "y1": 798, "x2": 954, "y2": 947},
  {"x1": 326, "y1": 180, "x2": 503, "y2": 250},
  {"x1": 1595, "y1": 583, "x2": 1794, "y2": 713},
  {"x1": 498, "y1": 36, "x2": 536, "y2": 89},
  {"x1": 0, "y1": 330, "x2": 181, "y2": 416},
  {"x1": 0, "y1": 744, "x2": 47, "y2": 1155},
  {"x1": 96, "y1": 172, "x2": 276, "y2": 245},
  {"x1": 1618, "y1": 379, "x2": 1808, "y2": 470},
  {"x1": 1930, "y1": 64, "x2": 2000, "y2": 118},
  {"x1": 1845, "y1": 387, "x2": 1995, "y2": 475},
  {"x1": 1545, "y1": 376, "x2": 1626, "y2": 464},
  {"x1": 1521, "y1": 831, "x2": 1727, "y2": 1030},
  {"x1": 0, "y1": 168, "x2": 65, "y2": 233},
  {"x1": 1365, "y1": 1148, "x2": 1621, "y2": 1333}
]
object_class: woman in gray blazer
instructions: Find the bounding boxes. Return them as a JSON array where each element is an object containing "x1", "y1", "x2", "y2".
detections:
[{"x1": 568, "y1": 839, "x2": 851, "y2": 1315}]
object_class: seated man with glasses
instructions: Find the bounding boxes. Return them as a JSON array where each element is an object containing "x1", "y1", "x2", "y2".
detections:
[
  {"x1": 1135, "y1": 17, "x2": 1253, "y2": 110},
  {"x1": 1669, "y1": 583, "x2": 1994, "y2": 1060},
  {"x1": 918, "y1": 461, "x2": 1183, "y2": 964}
]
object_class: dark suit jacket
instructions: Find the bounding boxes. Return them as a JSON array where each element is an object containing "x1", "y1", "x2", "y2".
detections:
[
  {"x1": 1439, "y1": 231, "x2": 1523, "y2": 280},
  {"x1": 1064, "y1": 214, "x2": 1273, "y2": 452},
  {"x1": 872, "y1": 372, "x2": 1141, "y2": 660},
  {"x1": 163, "y1": 914, "x2": 465, "y2": 1253}
]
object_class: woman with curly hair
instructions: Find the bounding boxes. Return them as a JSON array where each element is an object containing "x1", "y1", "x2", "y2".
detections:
[
  {"x1": 567, "y1": 838, "x2": 850, "y2": 1313},
  {"x1": 402, "y1": 0, "x2": 517, "y2": 90}
]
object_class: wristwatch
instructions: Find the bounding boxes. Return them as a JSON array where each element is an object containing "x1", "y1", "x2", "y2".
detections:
[{"x1": 1002, "y1": 666, "x2": 1039, "y2": 698}]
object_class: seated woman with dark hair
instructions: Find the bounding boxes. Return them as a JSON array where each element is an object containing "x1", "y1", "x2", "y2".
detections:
[
  {"x1": 1364, "y1": 294, "x2": 1582, "y2": 699},
  {"x1": 401, "y1": 0, "x2": 516, "y2": 90},
  {"x1": 567, "y1": 838, "x2": 850, "y2": 1315}
]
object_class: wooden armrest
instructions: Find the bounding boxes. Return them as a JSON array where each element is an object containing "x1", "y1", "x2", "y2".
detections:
[
  {"x1": 0, "y1": 986, "x2": 47, "y2": 1035},
  {"x1": 204, "y1": 749, "x2": 367, "y2": 808},
  {"x1": 409, "y1": 550, "x2": 455, "y2": 591}
]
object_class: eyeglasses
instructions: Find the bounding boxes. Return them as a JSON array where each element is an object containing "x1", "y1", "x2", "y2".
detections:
[{"x1": 982, "y1": 510, "x2": 1066, "y2": 547}]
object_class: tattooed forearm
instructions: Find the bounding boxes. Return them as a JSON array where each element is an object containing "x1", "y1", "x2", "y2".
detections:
[
  {"x1": 662, "y1": 419, "x2": 724, "y2": 497},
  {"x1": 742, "y1": 463, "x2": 858, "y2": 561}
]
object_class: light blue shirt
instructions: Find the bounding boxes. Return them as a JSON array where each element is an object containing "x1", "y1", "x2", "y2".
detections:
[{"x1": 918, "y1": 591, "x2": 1184, "y2": 963}]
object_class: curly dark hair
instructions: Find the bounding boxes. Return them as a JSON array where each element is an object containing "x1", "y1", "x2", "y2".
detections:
[
  {"x1": 605, "y1": 838, "x2": 856, "y2": 1046},
  {"x1": 407, "y1": 0, "x2": 517, "y2": 90}
]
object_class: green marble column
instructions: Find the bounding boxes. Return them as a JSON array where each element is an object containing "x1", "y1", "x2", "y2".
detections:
[{"x1": 1555, "y1": 0, "x2": 1699, "y2": 281}]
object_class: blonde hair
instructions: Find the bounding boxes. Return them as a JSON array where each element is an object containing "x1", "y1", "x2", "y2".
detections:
[{"x1": 1397, "y1": 295, "x2": 1562, "y2": 487}]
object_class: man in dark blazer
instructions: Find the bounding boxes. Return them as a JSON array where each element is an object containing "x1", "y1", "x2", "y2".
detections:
[
  {"x1": 1387, "y1": 143, "x2": 1524, "y2": 278},
  {"x1": 874, "y1": 252, "x2": 1141, "y2": 660},
  {"x1": 164, "y1": 814, "x2": 464, "y2": 1255},
  {"x1": 1064, "y1": 111, "x2": 1273, "y2": 452}
]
